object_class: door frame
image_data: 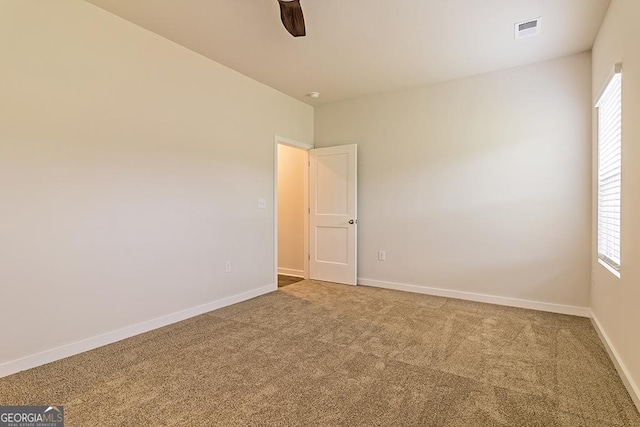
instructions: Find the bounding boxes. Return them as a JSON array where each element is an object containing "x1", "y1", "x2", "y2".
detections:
[{"x1": 273, "y1": 135, "x2": 313, "y2": 290}]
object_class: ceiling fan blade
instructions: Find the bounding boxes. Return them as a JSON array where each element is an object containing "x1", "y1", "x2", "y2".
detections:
[{"x1": 278, "y1": 0, "x2": 306, "y2": 37}]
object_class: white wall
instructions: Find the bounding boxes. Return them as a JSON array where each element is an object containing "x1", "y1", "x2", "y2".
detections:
[
  {"x1": 277, "y1": 144, "x2": 306, "y2": 276},
  {"x1": 0, "y1": 0, "x2": 313, "y2": 370},
  {"x1": 315, "y1": 53, "x2": 592, "y2": 311},
  {"x1": 591, "y1": 0, "x2": 640, "y2": 407}
]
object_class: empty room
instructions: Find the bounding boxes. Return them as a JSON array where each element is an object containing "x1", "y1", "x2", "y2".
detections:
[{"x1": 1, "y1": 0, "x2": 639, "y2": 425}]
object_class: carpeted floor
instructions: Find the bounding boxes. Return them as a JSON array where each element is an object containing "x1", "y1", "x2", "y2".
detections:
[{"x1": 1, "y1": 280, "x2": 638, "y2": 426}]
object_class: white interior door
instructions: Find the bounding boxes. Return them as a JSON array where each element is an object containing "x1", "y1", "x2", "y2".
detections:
[{"x1": 309, "y1": 144, "x2": 357, "y2": 285}]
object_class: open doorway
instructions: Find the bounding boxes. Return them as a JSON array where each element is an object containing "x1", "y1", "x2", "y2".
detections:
[
  {"x1": 274, "y1": 137, "x2": 311, "y2": 288},
  {"x1": 274, "y1": 137, "x2": 358, "y2": 288}
]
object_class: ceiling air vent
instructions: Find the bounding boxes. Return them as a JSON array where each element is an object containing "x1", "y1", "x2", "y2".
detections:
[{"x1": 514, "y1": 18, "x2": 541, "y2": 39}]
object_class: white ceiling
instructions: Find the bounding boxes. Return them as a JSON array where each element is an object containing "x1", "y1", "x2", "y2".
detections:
[{"x1": 85, "y1": 0, "x2": 610, "y2": 105}]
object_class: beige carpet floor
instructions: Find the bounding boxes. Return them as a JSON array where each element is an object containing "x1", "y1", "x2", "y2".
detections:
[{"x1": 1, "y1": 280, "x2": 639, "y2": 426}]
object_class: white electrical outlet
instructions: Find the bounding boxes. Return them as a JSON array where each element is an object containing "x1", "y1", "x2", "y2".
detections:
[
  {"x1": 225, "y1": 261, "x2": 232, "y2": 273},
  {"x1": 378, "y1": 251, "x2": 386, "y2": 261},
  {"x1": 258, "y1": 198, "x2": 266, "y2": 209}
]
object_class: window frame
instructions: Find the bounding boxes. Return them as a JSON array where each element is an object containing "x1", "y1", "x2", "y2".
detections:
[{"x1": 595, "y1": 63, "x2": 622, "y2": 277}]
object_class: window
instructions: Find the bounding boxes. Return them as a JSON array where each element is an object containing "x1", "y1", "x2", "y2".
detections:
[{"x1": 596, "y1": 63, "x2": 622, "y2": 274}]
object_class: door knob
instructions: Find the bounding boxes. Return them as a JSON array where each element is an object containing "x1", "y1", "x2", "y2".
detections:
[{"x1": 349, "y1": 219, "x2": 358, "y2": 224}]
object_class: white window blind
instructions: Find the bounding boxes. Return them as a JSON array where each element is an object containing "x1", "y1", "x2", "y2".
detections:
[{"x1": 596, "y1": 65, "x2": 622, "y2": 272}]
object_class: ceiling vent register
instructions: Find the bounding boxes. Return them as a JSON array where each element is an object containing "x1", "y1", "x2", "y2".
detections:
[{"x1": 515, "y1": 18, "x2": 541, "y2": 39}]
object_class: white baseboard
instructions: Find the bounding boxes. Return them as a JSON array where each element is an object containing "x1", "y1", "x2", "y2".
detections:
[
  {"x1": 590, "y1": 311, "x2": 640, "y2": 412},
  {"x1": 357, "y1": 278, "x2": 590, "y2": 317},
  {"x1": 0, "y1": 285, "x2": 274, "y2": 379},
  {"x1": 278, "y1": 268, "x2": 304, "y2": 278}
]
